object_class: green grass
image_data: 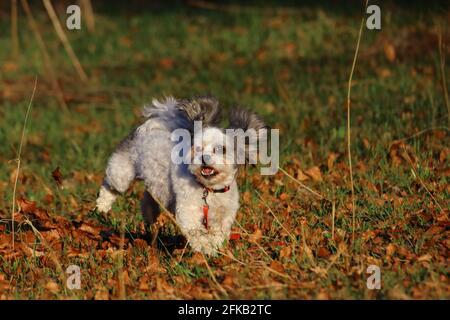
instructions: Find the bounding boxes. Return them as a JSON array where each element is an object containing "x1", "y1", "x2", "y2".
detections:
[{"x1": 0, "y1": 1, "x2": 449, "y2": 299}]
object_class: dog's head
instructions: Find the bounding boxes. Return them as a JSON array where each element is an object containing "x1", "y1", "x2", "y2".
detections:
[
  {"x1": 187, "y1": 105, "x2": 267, "y2": 190},
  {"x1": 188, "y1": 127, "x2": 237, "y2": 190}
]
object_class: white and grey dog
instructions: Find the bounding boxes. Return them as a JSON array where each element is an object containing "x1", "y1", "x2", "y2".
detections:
[{"x1": 95, "y1": 96, "x2": 266, "y2": 255}]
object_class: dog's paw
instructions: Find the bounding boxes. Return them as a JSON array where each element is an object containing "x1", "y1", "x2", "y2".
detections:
[
  {"x1": 95, "y1": 185, "x2": 117, "y2": 213},
  {"x1": 187, "y1": 230, "x2": 226, "y2": 256},
  {"x1": 95, "y1": 200, "x2": 111, "y2": 213}
]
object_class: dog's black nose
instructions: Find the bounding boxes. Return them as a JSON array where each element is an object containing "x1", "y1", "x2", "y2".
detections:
[{"x1": 201, "y1": 154, "x2": 211, "y2": 165}]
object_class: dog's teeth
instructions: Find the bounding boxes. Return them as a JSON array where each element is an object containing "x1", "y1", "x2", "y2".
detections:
[{"x1": 201, "y1": 168, "x2": 214, "y2": 176}]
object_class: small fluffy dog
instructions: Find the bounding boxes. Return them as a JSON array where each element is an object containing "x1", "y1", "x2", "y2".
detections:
[{"x1": 96, "y1": 96, "x2": 266, "y2": 255}]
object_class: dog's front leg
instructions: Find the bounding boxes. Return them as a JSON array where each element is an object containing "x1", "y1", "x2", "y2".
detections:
[{"x1": 176, "y1": 225, "x2": 221, "y2": 256}]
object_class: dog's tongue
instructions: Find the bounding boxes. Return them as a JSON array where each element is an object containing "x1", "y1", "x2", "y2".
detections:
[{"x1": 202, "y1": 167, "x2": 213, "y2": 175}]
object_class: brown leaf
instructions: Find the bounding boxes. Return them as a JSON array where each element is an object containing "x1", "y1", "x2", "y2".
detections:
[
  {"x1": 248, "y1": 229, "x2": 263, "y2": 243},
  {"x1": 138, "y1": 278, "x2": 150, "y2": 291},
  {"x1": 2, "y1": 61, "x2": 19, "y2": 73},
  {"x1": 189, "y1": 252, "x2": 206, "y2": 266},
  {"x1": 17, "y1": 198, "x2": 36, "y2": 214},
  {"x1": 417, "y1": 254, "x2": 432, "y2": 262},
  {"x1": 327, "y1": 153, "x2": 338, "y2": 171},
  {"x1": 317, "y1": 247, "x2": 331, "y2": 258},
  {"x1": 296, "y1": 169, "x2": 309, "y2": 181},
  {"x1": 94, "y1": 288, "x2": 109, "y2": 300},
  {"x1": 51, "y1": 167, "x2": 63, "y2": 186},
  {"x1": 439, "y1": 148, "x2": 450, "y2": 163},
  {"x1": 383, "y1": 42, "x2": 396, "y2": 62},
  {"x1": 43, "y1": 194, "x2": 54, "y2": 205},
  {"x1": 280, "y1": 246, "x2": 292, "y2": 258},
  {"x1": 45, "y1": 281, "x2": 59, "y2": 294},
  {"x1": 279, "y1": 193, "x2": 289, "y2": 201},
  {"x1": 133, "y1": 238, "x2": 148, "y2": 249},
  {"x1": 269, "y1": 260, "x2": 285, "y2": 273},
  {"x1": 305, "y1": 166, "x2": 323, "y2": 182},
  {"x1": 386, "y1": 243, "x2": 396, "y2": 256},
  {"x1": 20, "y1": 243, "x2": 45, "y2": 257},
  {"x1": 234, "y1": 57, "x2": 247, "y2": 66},
  {"x1": 159, "y1": 58, "x2": 174, "y2": 69},
  {"x1": 79, "y1": 222, "x2": 101, "y2": 237},
  {"x1": 221, "y1": 275, "x2": 236, "y2": 286},
  {"x1": 42, "y1": 229, "x2": 60, "y2": 242},
  {"x1": 242, "y1": 191, "x2": 251, "y2": 203},
  {"x1": 67, "y1": 248, "x2": 89, "y2": 258}
]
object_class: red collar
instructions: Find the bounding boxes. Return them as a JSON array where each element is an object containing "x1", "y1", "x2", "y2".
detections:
[
  {"x1": 203, "y1": 185, "x2": 230, "y2": 193},
  {"x1": 201, "y1": 185, "x2": 230, "y2": 229}
]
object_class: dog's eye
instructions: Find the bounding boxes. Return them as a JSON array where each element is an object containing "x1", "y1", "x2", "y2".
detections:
[
  {"x1": 195, "y1": 146, "x2": 202, "y2": 153},
  {"x1": 214, "y1": 145, "x2": 225, "y2": 154}
]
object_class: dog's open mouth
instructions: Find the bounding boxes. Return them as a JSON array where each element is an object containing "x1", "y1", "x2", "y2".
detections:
[{"x1": 201, "y1": 166, "x2": 218, "y2": 177}]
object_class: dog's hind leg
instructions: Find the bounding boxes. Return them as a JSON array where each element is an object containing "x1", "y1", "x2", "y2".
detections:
[
  {"x1": 141, "y1": 190, "x2": 161, "y2": 247},
  {"x1": 96, "y1": 135, "x2": 136, "y2": 213}
]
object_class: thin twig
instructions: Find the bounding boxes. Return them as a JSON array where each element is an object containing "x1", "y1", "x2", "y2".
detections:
[
  {"x1": 201, "y1": 253, "x2": 228, "y2": 297},
  {"x1": 331, "y1": 198, "x2": 336, "y2": 240},
  {"x1": 176, "y1": 241, "x2": 189, "y2": 264},
  {"x1": 255, "y1": 190, "x2": 297, "y2": 244},
  {"x1": 236, "y1": 283, "x2": 288, "y2": 291},
  {"x1": 438, "y1": 30, "x2": 450, "y2": 127},
  {"x1": 11, "y1": 0, "x2": 19, "y2": 56},
  {"x1": 20, "y1": 0, "x2": 68, "y2": 111},
  {"x1": 278, "y1": 167, "x2": 325, "y2": 200},
  {"x1": 22, "y1": 218, "x2": 70, "y2": 297},
  {"x1": 43, "y1": 0, "x2": 88, "y2": 81},
  {"x1": 392, "y1": 126, "x2": 450, "y2": 145},
  {"x1": 346, "y1": 0, "x2": 368, "y2": 244},
  {"x1": 80, "y1": 0, "x2": 95, "y2": 33},
  {"x1": 116, "y1": 210, "x2": 127, "y2": 300},
  {"x1": 11, "y1": 76, "x2": 37, "y2": 249},
  {"x1": 402, "y1": 145, "x2": 443, "y2": 212},
  {"x1": 235, "y1": 220, "x2": 273, "y2": 261},
  {"x1": 216, "y1": 249, "x2": 246, "y2": 266},
  {"x1": 300, "y1": 222, "x2": 315, "y2": 266}
]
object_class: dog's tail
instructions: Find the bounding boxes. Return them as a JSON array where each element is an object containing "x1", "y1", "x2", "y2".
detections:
[
  {"x1": 142, "y1": 96, "x2": 221, "y2": 131},
  {"x1": 142, "y1": 96, "x2": 179, "y2": 118}
]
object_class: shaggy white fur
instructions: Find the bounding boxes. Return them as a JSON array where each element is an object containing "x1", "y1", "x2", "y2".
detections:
[{"x1": 96, "y1": 96, "x2": 265, "y2": 255}]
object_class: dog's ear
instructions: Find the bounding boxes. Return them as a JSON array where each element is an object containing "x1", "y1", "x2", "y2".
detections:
[
  {"x1": 229, "y1": 108, "x2": 268, "y2": 132},
  {"x1": 228, "y1": 108, "x2": 269, "y2": 165},
  {"x1": 177, "y1": 96, "x2": 221, "y2": 129}
]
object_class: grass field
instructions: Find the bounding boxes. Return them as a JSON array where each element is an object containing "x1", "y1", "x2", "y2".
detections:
[{"x1": 0, "y1": 1, "x2": 449, "y2": 299}]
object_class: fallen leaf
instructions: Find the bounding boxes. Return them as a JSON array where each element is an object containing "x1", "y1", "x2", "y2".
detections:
[
  {"x1": 94, "y1": 288, "x2": 109, "y2": 300},
  {"x1": 296, "y1": 169, "x2": 309, "y2": 181},
  {"x1": 17, "y1": 198, "x2": 36, "y2": 214},
  {"x1": 305, "y1": 166, "x2": 323, "y2": 182},
  {"x1": 317, "y1": 247, "x2": 331, "y2": 258},
  {"x1": 159, "y1": 58, "x2": 174, "y2": 69},
  {"x1": 384, "y1": 42, "x2": 396, "y2": 62},
  {"x1": 280, "y1": 246, "x2": 292, "y2": 258},
  {"x1": 327, "y1": 153, "x2": 338, "y2": 171},
  {"x1": 138, "y1": 279, "x2": 149, "y2": 291},
  {"x1": 386, "y1": 243, "x2": 397, "y2": 256},
  {"x1": 189, "y1": 252, "x2": 206, "y2": 265},
  {"x1": 221, "y1": 275, "x2": 235, "y2": 286},
  {"x1": 248, "y1": 229, "x2": 263, "y2": 243},
  {"x1": 133, "y1": 238, "x2": 148, "y2": 249},
  {"x1": 269, "y1": 260, "x2": 285, "y2": 273},
  {"x1": 279, "y1": 193, "x2": 289, "y2": 201},
  {"x1": 45, "y1": 281, "x2": 59, "y2": 294},
  {"x1": 51, "y1": 167, "x2": 63, "y2": 186},
  {"x1": 79, "y1": 223, "x2": 101, "y2": 237},
  {"x1": 417, "y1": 254, "x2": 432, "y2": 262}
]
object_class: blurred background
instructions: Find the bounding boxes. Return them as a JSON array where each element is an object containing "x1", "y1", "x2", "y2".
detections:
[{"x1": 0, "y1": 1, "x2": 449, "y2": 299}]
